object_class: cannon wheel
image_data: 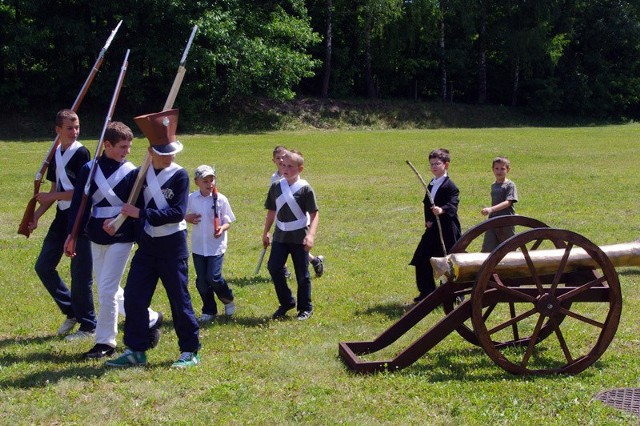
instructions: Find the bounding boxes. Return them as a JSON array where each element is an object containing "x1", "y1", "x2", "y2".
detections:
[
  {"x1": 471, "y1": 228, "x2": 622, "y2": 375},
  {"x1": 443, "y1": 216, "x2": 554, "y2": 345}
]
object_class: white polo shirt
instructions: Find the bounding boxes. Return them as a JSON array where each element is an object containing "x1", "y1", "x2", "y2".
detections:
[{"x1": 187, "y1": 190, "x2": 236, "y2": 256}]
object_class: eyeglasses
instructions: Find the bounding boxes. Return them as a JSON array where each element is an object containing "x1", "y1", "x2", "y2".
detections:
[{"x1": 429, "y1": 161, "x2": 444, "y2": 167}]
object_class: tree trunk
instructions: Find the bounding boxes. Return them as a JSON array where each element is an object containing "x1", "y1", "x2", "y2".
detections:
[
  {"x1": 320, "y1": 0, "x2": 333, "y2": 99},
  {"x1": 477, "y1": 1, "x2": 487, "y2": 104},
  {"x1": 439, "y1": 11, "x2": 447, "y2": 102},
  {"x1": 511, "y1": 57, "x2": 520, "y2": 107},
  {"x1": 364, "y1": 12, "x2": 376, "y2": 99}
]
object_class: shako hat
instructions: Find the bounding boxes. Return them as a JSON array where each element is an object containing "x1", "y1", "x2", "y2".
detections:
[{"x1": 134, "y1": 109, "x2": 183, "y2": 155}]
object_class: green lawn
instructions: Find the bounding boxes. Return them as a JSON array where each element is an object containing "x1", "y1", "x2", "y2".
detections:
[{"x1": 0, "y1": 125, "x2": 639, "y2": 424}]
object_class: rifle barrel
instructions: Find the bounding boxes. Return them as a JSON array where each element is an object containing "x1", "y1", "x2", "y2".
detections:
[
  {"x1": 67, "y1": 49, "x2": 130, "y2": 255},
  {"x1": 18, "y1": 20, "x2": 123, "y2": 238}
]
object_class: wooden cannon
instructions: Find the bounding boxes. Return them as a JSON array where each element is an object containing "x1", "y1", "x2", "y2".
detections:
[{"x1": 339, "y1": 216, "x2": 640, "y2": 375}]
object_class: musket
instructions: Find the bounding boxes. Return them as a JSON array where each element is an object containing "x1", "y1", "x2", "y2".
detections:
[
  {"x1": 18, "y1": 20, "x2": 123, "y2": 238},
  {"x1": 65, "y1": 49, "x2": 130, "y2": 257},
  {"x1": 406, "y1": 160, "x2": 447, "y2": 256},
  {"x1": 212, "y1": 179, "x2": 221, "y2": 235},
  {"x1": 107, "y1": 25, "x2": 198, "y2": 232}
]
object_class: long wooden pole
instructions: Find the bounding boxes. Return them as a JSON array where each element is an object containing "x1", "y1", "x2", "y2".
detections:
[
  {"x1": 65, "y1": 49, "x2": 130, "y2": 256},
  {"x1": 107, "y1": 25, "x2": 198, "y2": 232},
  {"x1": 430, "y1": 241, "x2": 640, "y2": 283},
  {"x1": 18, "y1": 20, "x2": 123, "y2": 238}
]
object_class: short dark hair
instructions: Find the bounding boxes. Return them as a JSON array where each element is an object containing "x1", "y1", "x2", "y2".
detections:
[
  {"x1": 104, "y1": 121, "x2": 133, "y2": 145},
  {"x1": 429, "y1": 148, "x2": 451, "y2": 163},
  {"x1": 56, "y1": 109, "x2": 78, "y2": 127},
  {"x1": 273, "y1": 145, "x2": 287, "y2": 156},
  {"x1": 492, "y1": 156, "x2": 510, "y2": 168}
]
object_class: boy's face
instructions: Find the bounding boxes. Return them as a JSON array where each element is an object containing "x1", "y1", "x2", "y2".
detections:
[
  {"x1": 429, "y1": 158, "x2": 448, "y2": 178},
  {"x1": 282, "y1": 158, "x2": 303, "y2": 183},
  {"x1": 195, "y1": 175, "x2": 215, "y2": 196},
  {"x1": 149, "y1": 148, "x2": 175, "y2": 170},
  {"x1": 104, "y1": 138, "x2": 132, "y2": 162},
  {"x1": 273, "y1": 150, "x2": 286, "y2": 175},
  {"x1": 56, "y1": 118, "x2": 80, "y2": 146},
  {"x1": 492, "y1": 162, "x2": 510, "y2": 182}
]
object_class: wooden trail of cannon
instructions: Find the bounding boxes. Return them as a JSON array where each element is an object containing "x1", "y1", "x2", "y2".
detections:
[{"x1": 339, "y1": 216, "x2": 634, "y2": 375}]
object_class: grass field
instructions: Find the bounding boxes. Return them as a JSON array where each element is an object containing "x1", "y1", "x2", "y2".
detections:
[{"x1": 0, "y1": 125, "x2": 639, "y2": 424}]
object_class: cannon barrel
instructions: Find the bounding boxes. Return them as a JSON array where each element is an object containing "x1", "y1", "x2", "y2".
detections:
[{"x1": 431, "y1": 240, "x2": 640, "y2": 283}]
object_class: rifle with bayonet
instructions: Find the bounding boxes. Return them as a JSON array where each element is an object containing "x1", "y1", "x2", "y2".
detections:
[
  {"x1": 107, "y1": 25, "x2": 198, "y2": 232},
  {"x1": 65, "y1": 49, "x2": 130, "y2": 257},
  {"x1": 18, "y1": 20, "x2": 123, "y2": 238}
]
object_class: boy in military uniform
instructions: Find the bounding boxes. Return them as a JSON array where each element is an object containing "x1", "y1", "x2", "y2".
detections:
[
  {"x1": 262, "y1": 150, "x2": 319, "y2": 321},
  {"x1": 106, "y1": 109, "x2": 200, "y2": 368},
  {"x1": 31, "y1": 109, "x2": 96, "y2": 339},
  {"x1": 64, "y1": 121, "x2": 163, "y2": 359}
]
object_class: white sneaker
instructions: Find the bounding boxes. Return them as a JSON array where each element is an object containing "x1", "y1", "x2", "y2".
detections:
[
  {"x1": 64, "y1": 329, "x2": 95, "y2": 341},
  {"x1": 57, "y1": 318, "x2": 78, "y2": 335},
  {"x1": 224, "y1": 301, "x2": 236, "y2": 316},
  {"x1": 198, "y1": 313, "x2": 216, "y2": 323}
]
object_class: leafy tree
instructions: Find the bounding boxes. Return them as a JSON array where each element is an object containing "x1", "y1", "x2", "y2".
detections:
[{"x1": 557, "y1": 0, "x2": 640, "y2": 117}]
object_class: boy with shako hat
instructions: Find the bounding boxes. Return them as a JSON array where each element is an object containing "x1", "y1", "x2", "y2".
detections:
[{"x1": 106, "y1": 109, "x2": 201, "y2": 368}]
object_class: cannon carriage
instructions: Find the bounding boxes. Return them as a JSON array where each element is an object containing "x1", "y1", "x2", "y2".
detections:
[{"x1": 339, "y1": 216, "x2": 640, "y2": 375}]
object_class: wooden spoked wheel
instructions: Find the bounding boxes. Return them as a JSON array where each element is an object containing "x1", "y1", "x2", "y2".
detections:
[
  {"x1": 471, "y1": 228, "x2": 622, "y2": 375},
  {"x1": 443, "y1": 216, "x2": 552, "y2": 345}
]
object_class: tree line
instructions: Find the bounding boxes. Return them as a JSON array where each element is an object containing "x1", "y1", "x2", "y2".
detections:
[{"x1": 2, "y1": 0, "x2": 640, "y2": 125}]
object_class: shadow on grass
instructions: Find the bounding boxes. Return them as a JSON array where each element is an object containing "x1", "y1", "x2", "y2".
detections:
[
  {"x1": 0, "y1": 334, "x2": 59, "y2": 350},
  {"x1": 227, "y1": 275, "x2": 272, "y2": 287},
  {"x1": 619, "y1": 269, "x2": 640, "y2": 277},
  {"x1": 355, "y1": 302, "x2": 416, "y2": 320},
  {"x1": 338, "y1": 346, "x2": 607, "y2": 382},
  {"x1": 0, "y1": 364, "x2": 109, "y2": 389},
  {"x1": 197, "y1": 314, "x2": 274, "y2": 328}
]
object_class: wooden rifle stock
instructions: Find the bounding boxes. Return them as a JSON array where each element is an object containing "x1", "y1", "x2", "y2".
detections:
[
  {"x1": 66, "y1": 49, "x2": 130, "y2": 256},
  {"x1": 107, "y1": 25, "x2": 198, "y2": 232},
  {"x1": 18, "y1": 20, "x2": 123, "y2": 238}
]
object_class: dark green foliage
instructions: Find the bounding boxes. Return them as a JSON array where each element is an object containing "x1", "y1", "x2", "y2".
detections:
[{"x1": 2, "y1": 0, "x2": 640, "y2": 123}]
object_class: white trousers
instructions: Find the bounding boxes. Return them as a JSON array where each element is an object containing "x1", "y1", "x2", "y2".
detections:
[{"x1": 91, "y1": 242, "x2": 158, "y2": 347}]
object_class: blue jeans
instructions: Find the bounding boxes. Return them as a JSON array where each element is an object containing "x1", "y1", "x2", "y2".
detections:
[
  {"x1": 267, "y1": 241, "x2": 312, "y2": 312},
  {"x1": 34, "y1": 212, "x2": 95, "y2": 331},
  {"x1": 192, "y1": 253, "x2": 234, "y2": 316}
]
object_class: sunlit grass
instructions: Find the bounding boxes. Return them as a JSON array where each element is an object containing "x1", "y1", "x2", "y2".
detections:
[{"x1": 0, "y1": 125, "x2": 639, "y2": 424}]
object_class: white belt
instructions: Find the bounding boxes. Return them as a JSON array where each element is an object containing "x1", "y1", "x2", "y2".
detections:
[
  {"x1": 92, "y1": 206, "x2": 122, "y2": 218},
  {"x1": 144, "y1": 220, "x2": 187, "y2": 238},
  {"x1": 276, "y1": 214, "x2": 309, "y2": 232}
]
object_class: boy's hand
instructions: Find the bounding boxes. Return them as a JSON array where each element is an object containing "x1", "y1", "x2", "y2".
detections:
[
  {"x1": 214, "y1": 223, "x2": 227, "y2": 238},
  {"x1": 303, "y1": 234, "x2": 315, "y2": 251},
  {"x1": 35, "y1": 191, "x2": 56, "y2": 204},
  {"x1": 120, "y1": 203, "x2": 140, "y2": 219},
  {"x1": 481, "y1": 207, "x2": 492, "y2": 216},
  {"x1": 430, "y1": 205, "x2": 443, "y2": 216},
  {"x1": 103, "y1": 219, "x2": 117, "y2": 236},
  {"x1": 28, "y1": 217, "x2": 39, "y2": 232},
  {"x1": 262, "y1": 233, "x2": 271, "y2": 248},
  {"x1": 186, "y1": 213, "x2": 201, "y2": 224},
  {"x1": 63, "y1": 235, "x2": 76, "y2": 258}
]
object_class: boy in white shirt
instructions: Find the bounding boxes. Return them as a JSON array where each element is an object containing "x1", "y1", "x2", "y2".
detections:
[{"x1": 186, "y1": 165, "x2": 237, "y2": 323}]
